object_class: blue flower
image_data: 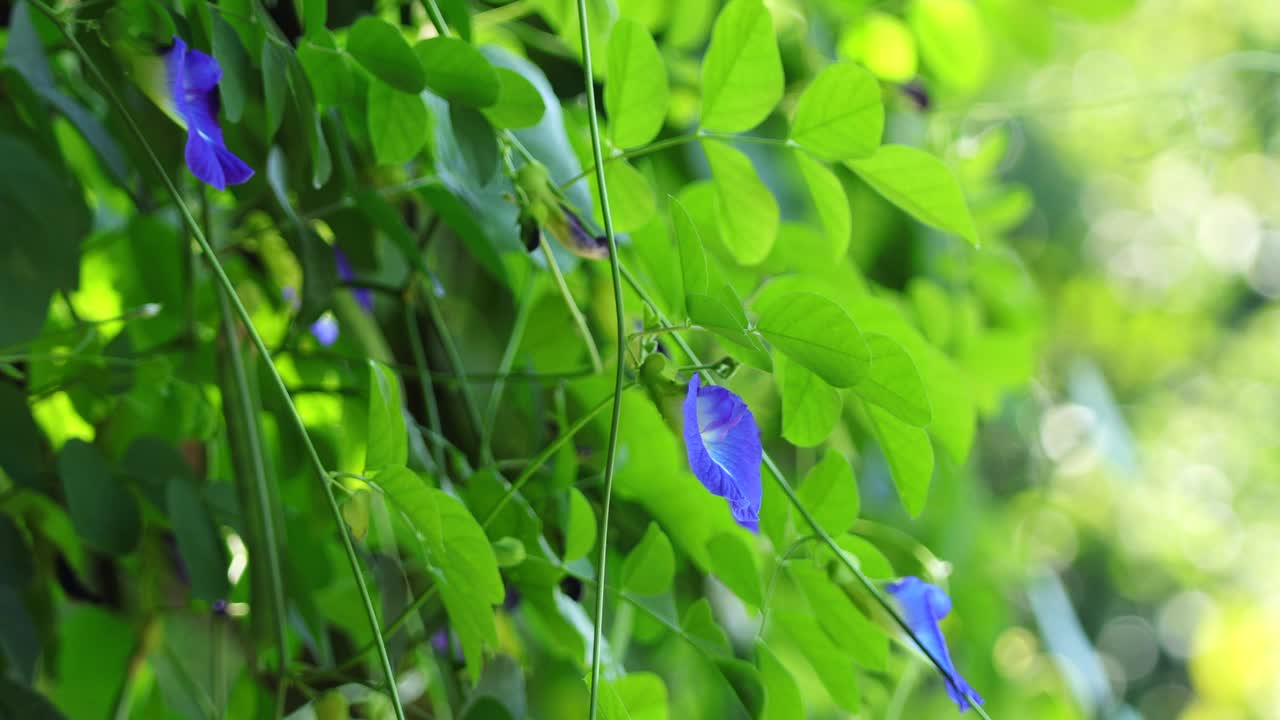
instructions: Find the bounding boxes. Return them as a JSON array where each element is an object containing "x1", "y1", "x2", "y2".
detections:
[
  {"x1": 163, "y1": 37, "x2": 253, "y2": 190},
  {"x1": 334, "y1": 248, "x2": 374, "y2": 313},
  {"x1": 309, "y1": 315, "x2": 339, "y2": 347},
  {"x1": 886, "y1": 577, "x2": 984, "y2": 712},
  {"x1": 682, "y1": 374, "x2": 762, "y2": 532}
]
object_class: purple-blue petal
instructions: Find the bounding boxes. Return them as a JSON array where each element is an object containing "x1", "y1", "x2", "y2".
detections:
[
  {"x1": 886, "y1": 577, "x2": 984, "y2": 712},
  {"x1": 334, "y1": 247, "x2": 375, "y2": 313},
  {"x1": 310, "y1": 316, "x2": 339, "y2": 346},
  {"x1": 163, "y1": 36, "x2": 253, "y2": 190},
  {"x1": 682, "y1": 374, "x2": 762, "y2": 532}
]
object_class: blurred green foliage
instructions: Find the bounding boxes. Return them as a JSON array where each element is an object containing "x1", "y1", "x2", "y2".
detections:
[{"x1": 2, "y1": 0, "x2": 1278, "y2": 718}]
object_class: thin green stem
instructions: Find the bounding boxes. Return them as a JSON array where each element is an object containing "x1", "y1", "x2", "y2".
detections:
[
  {"x1": 418, "y1": 283, "x2": 486, "y2": 461},
  {"x1": 406, "y1": 300, "x2": 447, "y2": 473},
  {"x1": 335, "y1": 388, "x2": 621, "y2": 671},
  {"x1": 540, "y1": 240, "x2": 603, "y2": 372},
  {"x1": 212, "y1": 202, "x2": 290, "y2": 720},
  {"x1": 27, "y1": 6, "x2": 406, "y2": 717},
  {"x1": 617, "y1": 263, "x2": 993, "y2": 720},
  {"x1": 483, "y1": 287, "x2": 538, "y2": 459},
  {"x1": 572, "y1": 0, "x2": 627, "y2": 715}
]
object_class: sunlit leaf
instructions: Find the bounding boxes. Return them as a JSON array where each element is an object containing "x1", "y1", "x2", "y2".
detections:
[
  {"x1": 415, "y1": 37, "x2": 501, "y2": 108},
  {"x1": 778, "y1": 355, "x2": 842, "y2": 448},
  {"x1": 484, "y1": 68, "x2": 546, "y2": 129},
  {"x1": 622, "y1": 522, "x2": 676, "y2": 595},
  {"x1": 755, "y1": 292, "x2": 870, "y2": 388},
  {"x1": 366, "y1": 361, "x2": 407, "y2": 472},
  {"x1": 699, "y1": 0, "x2": 783, "y2": 132},
  {"x1": 346, "y1": 16, "x2": 426, "y2": 93},
  {"x1": 790, "y1": 63, "x2": 883, "y2": 161},
  {"x1": 797, "y1": 450, "x2": 859, "y2": 536},
  {"x1": 565, "y1": 487, "x2": 596, "y2": 562},
  {"x1": 865, "y1": 403, "x2": 934, "y2": 516},
  {"x1": 606, "y1": 19, "x2": 669, "y2": 148},
  {"x1": 854, "y1": 333, "x2": 932, "y2": 427},
  {"x1": 846, "y1": 145, "x2": 979, "y2": 245},
  {"x1": 704, "y1": 139, "x2": 778, "y2": 265},
  {"x1": 707, "y1": 531, "x2": 762, "y2": 607}
]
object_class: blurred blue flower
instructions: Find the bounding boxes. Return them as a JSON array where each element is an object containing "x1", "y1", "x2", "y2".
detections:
[
  {"x1": 334, "y1": 248, "x2": 374, "y2": 313},
  {"x1": 310, "y1": 315, "x2": 339, "y2": 347},
  {"x1": 886, "y1": 576, "x2": 984, "y2": 712},
  {"x1": 163, "y1": 37, "x2": 253, "y2": 190},
  {"x1": 682, "y1": 374, "x2": 762, "y2": 532}
]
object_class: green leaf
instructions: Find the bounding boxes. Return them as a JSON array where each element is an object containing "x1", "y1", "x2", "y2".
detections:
[
  {"x1": 778, "y1": 355, "x2": 842, "y2": 448},
  {"x1": 846, "y1": 145, "x2": 979, "y2": 245},
  {"x1": 706, "y1": 532, "x2": 762, "y2": 607},
  {"x1": 598, "y1": 672, "x2": 669, "y2": 720},
  {"x1": 0, "y1": 133, "x2": 88, "y2": 349},
  {"x1": 689, "y1": 292, "x2": 771, "y2": 370},
  {"x1": 774, "y1": 610, "x2": 860, "y2": 712},
  {"x1": 366, "y1": 360, "x2": 407, "y2": 472},
  {"x1": 755, "y1": 292, "x2": 870, "y2": 388},
  {"x1": 908, "y1": 0, "x2": 992, "y2": 92},
  {"x1": 854, "y1": 333, "x2": 932, "y2": 427},
  {"x1": 672, "y1": 199, "x2": 709, "y2": 312},
  {"x1": 57, "y1": 440, "x2": 140, "y2": 556},
  {"x1": 450, "y1": 104, "x2": 499, "y2": 184},
  {"x1": 605, "y1": 19, "x2": 669, "y2": 148},
  {"x1": 700, "y1": 0, "x2": 783, "y2": 132},
  {"x1": 483, "y1": 68, "x2": 546, "y2": 129},
  {"x1": 704, "y1": 140, "x2": 778, "y2": 265},
  {"x1": 0, "y1": 384, "x2": 46, "y2": 490},
  {"x1": 299, "y1": 31, "x2": 353, "y2": 108},
  {"x1": 367, "y1": 79, "x2": 429, "y2": 165},
  {"x1": 564, "y1": 487, "x2": 596, "y2": 562},
  {"x1": 0, "y1": 675, "x2": 65, "y2": 719},
  {"x1": 374, "y1": 467, "x2": 504, "y2": 681},
  {"x1": 797, "y1": 450, "x2": 859, "y2": 536},
  {"x1": 835, "y1": 534, "x2": 895, "y2": 579},
  {"x1": 590, "y1": 158, "x2": 656, "y2": 233},
  {"x1": 866, "y1": 403, "x2": 934, "y2": 516},
  {"x1": 757, "y1": 641, "x2": 803, "y2": 720},
  {"x1": 211, "y1": 16, "x2": 249, "y2": 121},
  {"x1": 261, "y1": 40, "x2": 288, "y2": 139},
  {"x1": 790, "y1": 63, "x2": 883, "y2": 161},
  {"x1": 838, "y1": 11, "x2": 918, "y2": 82},
  {"x1": 166, "y1": 480, "x2": 230, "y2": 602},
  {"x1": 681, "y1": 598, "x2": 729, "y2": 653},
  {"x1": 797, "y1": 154, "x2": 852, "y2": 261},
  {"x1": 414, "y1": 37, "x2": 501, "y2": 108},
  {"x1": 621, "y1": 522, "x2": 675, "y2": 595},
  {"x1": 788, "y1": 564, "x2": 888, "y2": 670},
  {"x1": 300, "y1": 0, "x2": 326, "y2": 34},
  {"x1": 346, "y1": 16, "x2": 426, "y2": 94}
]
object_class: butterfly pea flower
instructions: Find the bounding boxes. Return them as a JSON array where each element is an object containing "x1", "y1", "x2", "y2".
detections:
[
  {"x1": 682, "y1": 374, "x2": 762, "y2": 532},
  {"x1": 886, "y1": 576, "x2": 984, "y2": 712},
  {"x1": 162, "y1": 37, "x2": 253, "y2": 190},
  {"x1": 334, "y1": 248, "x2": 374, "y2": 313}
]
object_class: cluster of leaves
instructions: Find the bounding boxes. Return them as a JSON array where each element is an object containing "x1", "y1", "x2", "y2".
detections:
[{"x1": 0, "y1": 0, "x2": 1074, "y2": 717}]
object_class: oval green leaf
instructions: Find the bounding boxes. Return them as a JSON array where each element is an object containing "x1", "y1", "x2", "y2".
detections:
[
  {"x1": 796, "y1": 450, "x2": 859, "y2": 536},
  {"x1": 621, "y1": 522, "x2": 675, "y2": 595},
  {"x1": 846, "y1": 145, "x2": 979, "y2": 245},
  {"x1": 754, "y1": 292, "x2": 870, "y2": 388},
  {"x1": 854, "y1": 332, "x2": 932, "y2": 427},
  {"x1": 483, "y1": 68, "x2": 546, "y2": 129},
  {"x1": 368, "y1": 80, "x2": 429, "y2": 165},
  {"x1": 346, "y1": 16, "x2": 425, "y2": 94},
  {"x1": 415, "y1": 37, "x2": 501, "y2": 108},
  {"x1": 57, "y1": 440, "x2": 140, "y2": 556},
  {"x1": 605, "y1": 19, "x2": 670, "y2": 148},
  {"x1": 704, "y1": 140, "x2": 778, "y2": 265},
  {"x1": 790, "y1": 63, "x2": 883, "y2": 161},
  {"x1": 779, "y1": 355, "x2": 842, "y2": 448},
  {"x1": 699, "y1": 0, "x2": 783, "y2": 132}
]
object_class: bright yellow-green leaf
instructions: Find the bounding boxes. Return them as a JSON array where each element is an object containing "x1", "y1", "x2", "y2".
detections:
[
  {"x1": 790, "y1": 63, "x2": 883, "y2": 161},
  {"x1": 757, "y1": 641, "x2": 804, "y2": 720},
  {"x1": 699, "y1": 0, "x2": 783, "y2": 132},
  {"x1": 838, "y1": 12, "x2": 917, "y2": 82},
  {"x1": 797, "y1": 154, "x2": 852, "y2": 260},
  {"x1": 854, "y1": 333, "x2": 932, "y2": 427},
  {"x1": 908, "y1": 0, "x2": 991, "y2": 92},
  {"x1": 779, "y1": 355, "x2": 842, "y2": 447},
  {"x1": 707, "y1": 531, "x2": 762, "y2": 607},
  {"x1": 774, "y1": 610, "x2": 861, "y2": 712},
  {"x1": 365, "y1": 360, "x2": 407, "y2": 471},
  {"x1": 797, "y1": 450, "x2": 859, "y2": 536},
  {"x1": 606, "y1": 19, "x2": 669, "y2": 148},
  {"x1": 565, "y1": 487, "x2": 596, "y2": 562},
  {"x1": 788, "y1": 564, "x2": 889, "y2": 670},
  {"x1": 622, "y1": 522, "x2": 676, "y2": 595},
  {"x1": 865, "y1": 402, "x2": 934, "y2": 516},
  {"x1": 591, "y1": 158, "x2": 656, "y2": 232},
  {"x1": 846, "y1": 145, "x2": 979, "y2": 245},
  {"x1": 704, "y1": 140, "x2": 778, "y2": 265},
  {"x1": 673, "y1": 199, "x2": 710, "y2": 311},
  {"x1": 755, "y1": 292, "x2": 870, "y2": 388}
]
